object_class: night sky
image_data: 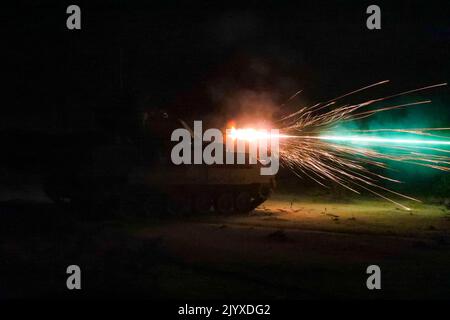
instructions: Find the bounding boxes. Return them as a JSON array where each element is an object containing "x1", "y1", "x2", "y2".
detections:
[{"x1": 3, "y1": 1, "x2": 448, "y2": 131}]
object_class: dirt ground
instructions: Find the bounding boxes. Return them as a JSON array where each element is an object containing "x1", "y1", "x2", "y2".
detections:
[{"x1": 1, "y1": 188, "x2": 450, "y2": 299}]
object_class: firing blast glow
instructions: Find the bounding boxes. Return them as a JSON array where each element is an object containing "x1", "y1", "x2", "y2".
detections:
[
  {"x1": 230, "y1": 81, "x2": 449, "y2": 210},
  {"x1": 228, "y1": 127, "x2": 290, "y2": 141}
]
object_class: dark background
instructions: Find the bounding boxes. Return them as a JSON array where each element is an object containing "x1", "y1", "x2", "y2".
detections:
[
  {"x1": 2, "y1": 0, "x2": 450, "y2": 193},
  {"x1": 2, "y1": 0, "x2": 450, "y2": 301}
]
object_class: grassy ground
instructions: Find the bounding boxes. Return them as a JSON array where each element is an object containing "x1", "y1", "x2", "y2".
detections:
[
  {"x1": 132, "y1": 193, "x2": 450, "y2": 299},
  {"x1": 220, "y1": 193, "x2": 450, "y2": 237},
  {"x1": 1, "y1": 190, "x2": 450, "y2": 299}
]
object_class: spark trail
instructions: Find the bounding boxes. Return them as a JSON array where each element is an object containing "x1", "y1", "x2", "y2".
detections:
[
  {"x1": 318, "y1": 135, "x2": 450, "y2": 146},
  {"x1": 274, "y1": 81, "x2": 450, "y2": 210}
]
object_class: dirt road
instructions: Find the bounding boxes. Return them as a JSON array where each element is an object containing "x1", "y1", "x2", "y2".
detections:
[{"x1": 1, "y1": 192, "x2": 450, "y2": 299}]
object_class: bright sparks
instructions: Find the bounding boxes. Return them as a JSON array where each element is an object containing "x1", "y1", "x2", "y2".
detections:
[{"x1": 272, "y1": 81, "x2": 449, "y2": 210}]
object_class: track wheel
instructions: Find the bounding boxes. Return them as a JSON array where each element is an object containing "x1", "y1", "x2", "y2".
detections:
[
  {"x1": 235, "y1": 192, "x2": 253, "y2": 213},
  {"x1": 167, "y1": 196, "x2": 192, "y2": 217},
  {"x1": 258, "y1": 184, "x2": 273, "y2": 199},
  {"x1": 178, "y1": 197, "x2": 192, "y2": 216},
  {"x1": 215, "y1": 193, "x2": 234, "y2": 214},
  {"x1": 194, "y1": 193, "x2": 212, "y2": 215}
]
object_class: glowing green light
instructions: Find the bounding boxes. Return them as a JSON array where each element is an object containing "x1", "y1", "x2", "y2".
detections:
[{"x1": 319, "y1": 135, "x2": 450, "y2": 146}]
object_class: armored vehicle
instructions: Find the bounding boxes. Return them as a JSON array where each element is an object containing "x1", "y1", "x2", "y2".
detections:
[{"x1": 43, "y1": 115, "x2": 276, "y2": 217}]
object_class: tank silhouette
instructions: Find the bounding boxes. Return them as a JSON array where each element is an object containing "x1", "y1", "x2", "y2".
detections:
[{"x1": 43, "y1": 110, "x2": 276, "y2": 217}]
